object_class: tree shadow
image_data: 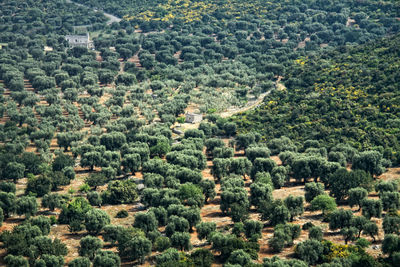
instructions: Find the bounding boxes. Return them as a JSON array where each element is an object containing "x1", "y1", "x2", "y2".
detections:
[
  {"x1": 204, "y1": 211, "x2": 224, "y2": 218},
  {"x1": 207, "y1": 197, "x2": 220, "y2": 205},
  {"x1": 4, "y1": 217, "x2": 25, "y2": 224},
  {"x1": 301, "y1": 213, "x2": 323, "y2": 221},
  {"x1": 64, "y1": 232, "x2": 87, "y2": 239}
]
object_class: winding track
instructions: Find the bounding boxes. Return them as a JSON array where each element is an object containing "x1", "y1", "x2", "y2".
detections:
[{"x1": 66, "y1": 0, "x2": 122, "y2": 25}]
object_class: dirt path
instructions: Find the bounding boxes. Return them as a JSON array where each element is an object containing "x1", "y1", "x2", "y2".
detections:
[
  {"x1": 66, "y1": 0, "x2": 122, "y2": 25},
  {"x1": 219, "y1": 90, "x2": 270, "y2": 118},
  {"x1": 175, "y1": 77, "x2": 284, "y2": 135}
]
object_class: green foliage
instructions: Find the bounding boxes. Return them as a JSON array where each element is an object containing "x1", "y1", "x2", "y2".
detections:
[
  {"x1": 251, "y1": 158, "x2": 276, "y2": 179},
  {"x1": 191, "y1": 249, "x2": 214, "y2": 267},
  {"x1": 380, "y1": 191, "x2": 400, "y2": 211},
  {"x1": 3, "y1": 162, "x2": 25, "y2": 182},
  {"x1": 30, "y1": 236, "x2": 68, "y2": 260},
  {"x1": 102, "y1": 179, "x2": 138, "y2": 204},
  {"x1": 310, "y1": 194, "x2": 337, "y2": 216},
  {"x1": 1, "y1": 223, "x2": 43, "y2": 256},
  {"x1": 284, "y1": 195, "x2": 304, "y2": 221},
  {"x1": 245, "y1": 147, "x2": 270, "y2": 163},
  {"x1": 171, "y1": 232, "x2": 192, "y2": 251},
  {"x1": 196, "y1": 222, "x2": 217, "y2": 240},
  {"x1": 269, "y1": 223, "x2": 301, "y2": 252},
  {"x1": 363, "y1": 221, "x2": 379, "y2": 242},
  {"x1": 328, "y1": 169, "x2": 373, "y2": 201},
  {"x1": 304, "y1": 182, "x2": 325, "y2": 203},
  {"x1": 0, "y1": 192, "x2": 16, "y2": 218},
  {"x1": 375, "y1": 180, "x2": 398, "y2": 195},
  {"x1": 16, "y1": 196, "x2": 38, "y2": 219},
  {"x1": 227, "y1": 249, "x2": 252, "y2": 266},
  {"x1": 166, "y1": 215, "x2": 190, "y2": 237},
  {"x1": 329, "y1": 209, "x2": 353, "y2": 231},
  {"x1": 26, "y1": 175, "x2": 52, "y2": 197},
  {"x1": 259, "y1": 199, "x2": 290, "y2": 226},
  {"x1": 340, "y1": 227, "x2": 358, "y2": 244},
  {"x1": 52, "y1": 153, "x2": 74, "y2": 172},
  {"x1": 263, "y1": 257, "x2": 308, "y2": 267},
  {"x1": 119, "y1": 236, "x2": 152, "y2": 263},
  {"x1": 0, "y1": 182, "x2": 16, "y2": 193},
  {"x1": 233, "y1": 35, "x2": 400, "y2": 151},
  {"x1": 295, "y1": 239, "x2": 324, "y2": 265},
  {"x1": 178, "y1": 183, "x2": 204, "y2": 208},
  {"x1": 382, "y1": 234, "x2": 400, "y2": 255},
  {"x1": 59, "y1": 197, "x2": 92, "y2": 227},
  {"x1": 155, "y1": 236, "x2": 171, "y2": 252},
  {"x1": 133, "y1": 211, "x2": 158, "y2": 233},
  {"x1": 0, "y1": 207, "x2": 3, "y2": 227},
  {"x1": 29, "y1": 216, "x2": 51, "y2": 235},
  {"x1": 361, "y1": 199, "x2": 382, "y2": 219},
  {"x1": 78, "y1": 236, "x2": 103, "y2": 260},
  {"x1": 34, "y1": 254, "x2": 64, "y2": 267},
  {"x1": 352, "y1": 151, "x2": 385, "y2": 176},
  {"x1": 250, "y1": 182, "x2": 273, "y2": 209},
  {"x1": 4, "y1": 254, "x2": 29, "y2": 267},
  {"x1": 115, "y1": 209, "x2": 129, "y2": 218},
  {"x1": 199, "y1": 179, "x2": 216, "y2": 203},
  {"x1": 220, "y1": 184, "x2": 250, "y2": 222},
  {"x1": 84, "y1": 209, "x2": 110, "y2": 234},
  {"x1": 156, "y1": 248, "x2": 180, "y2": 266},
  {"x1": 309, "y1": 226, "x2": 323, "y2": 241},
  {"x1": 348, "y1": 187, "x2": 368, "y2": 210},
  {"x1": 87, "y1": 191, "x2": 102, "y2": 207},
  {"x1": 271, "y1": 166, "x2": 288, "y2": 189},
  {"x1": 243, "y1": 220, "x2": 263, "y2": 240},
  {"x1": 383, "y1": 215, "x2": 400, "y2": 235},
  {"x1": 85, "y1": 173, "x2": 107, "y2": 190},
  {"x1": 1, "y1": 0, "x2": 400, "y2": 265},
  {"x1": 42, "y1": 193, "x2": 67, "y2": 211},
  {"x1": 350, "y1": 216, "x2": 368, "y2": 238},
  {"x1": 93, "y1": 250, "x2": 121, "y2": 267},
  {"x1": 68, "y1": 257, "x2": 91, "y2": 267}
]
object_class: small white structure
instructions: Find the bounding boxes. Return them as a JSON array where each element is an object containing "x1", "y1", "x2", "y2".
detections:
[
  {"x1": 185, "y1": 112, "x2": 203, "y2": 124},
  {"x1": 65, "y1": 33, "x2": 94, "y2": 49}
]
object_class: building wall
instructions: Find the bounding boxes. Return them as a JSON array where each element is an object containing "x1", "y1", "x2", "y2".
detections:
[
  {"x1": 65, "y1": 34, "x2": 92, "y2": 49},
  {"x1": 185, "y1": 114, "x2": 203, "y2": 123}
]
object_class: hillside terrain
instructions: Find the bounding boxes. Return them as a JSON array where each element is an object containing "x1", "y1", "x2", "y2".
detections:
[
  {"x1": 233, "y1": 34, "x2": 400, "y2": 155},
  {"x1": 0, "y1": 0, "x2": 400, "y2": 267}
]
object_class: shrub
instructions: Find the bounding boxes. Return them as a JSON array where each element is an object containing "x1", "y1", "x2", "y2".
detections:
[{"x1": 115, "y1": 209, "x2": 129, "y2": 218}]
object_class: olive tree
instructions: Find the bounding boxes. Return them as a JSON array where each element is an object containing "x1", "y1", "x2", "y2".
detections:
[
  {"x1": 295, "y1": 239, "x2": 324, "y2": 265},
  {"x1": 363, "y1": 221, "x2": 379, "y2": 242},
  {"x1": 133, "y1": 211, "x2": 158, "y2": 233},
  {"x1": 84, "y1": 209, "x2": 110, "y2": 235},
  {"x1": 361, "y1": 199, "x2": 382, "y2": 219},
  {"x1": 310, "y1": 194, "x2": 337, "y2": 216},
  {"x1": 329, "y1": 209, "x2": 353, "y2": 231},
  {"x1": 78, "y1": 236, "x2": 103, "y2": 260},
  {"x1": 196, "y1": 222, "x2": 217, "y2": 240},
  {"x1": 16, "y1": 196, "x2": 38, "y2": 219},
  {"x1": 348, "y1": 187, "x2": 368, "y2": 210},
  {"x1": 304, "y1": 182, "x2": 325, "y2": 202},
  {"x1": 284, "y1": 195, "x2": 304, "y2": 221},
  {"x1": 171, "y1": 232, "x2": 192, "y2": 251},
  {"x1": 119, "y1": 236, "x2": 152, "y2": 263}
]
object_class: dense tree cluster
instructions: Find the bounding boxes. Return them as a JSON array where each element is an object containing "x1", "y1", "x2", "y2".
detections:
[{"x1": 0, "y1": 0, "x2": 400, "y2": 266}]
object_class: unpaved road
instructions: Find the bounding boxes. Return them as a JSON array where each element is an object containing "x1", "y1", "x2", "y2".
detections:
[
  {"x1": 219, "y1": 90, "x2": 271, "y2": 118},
  {"x1": 66, "y1": 0, "x2": 122, "y2": 25}
]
